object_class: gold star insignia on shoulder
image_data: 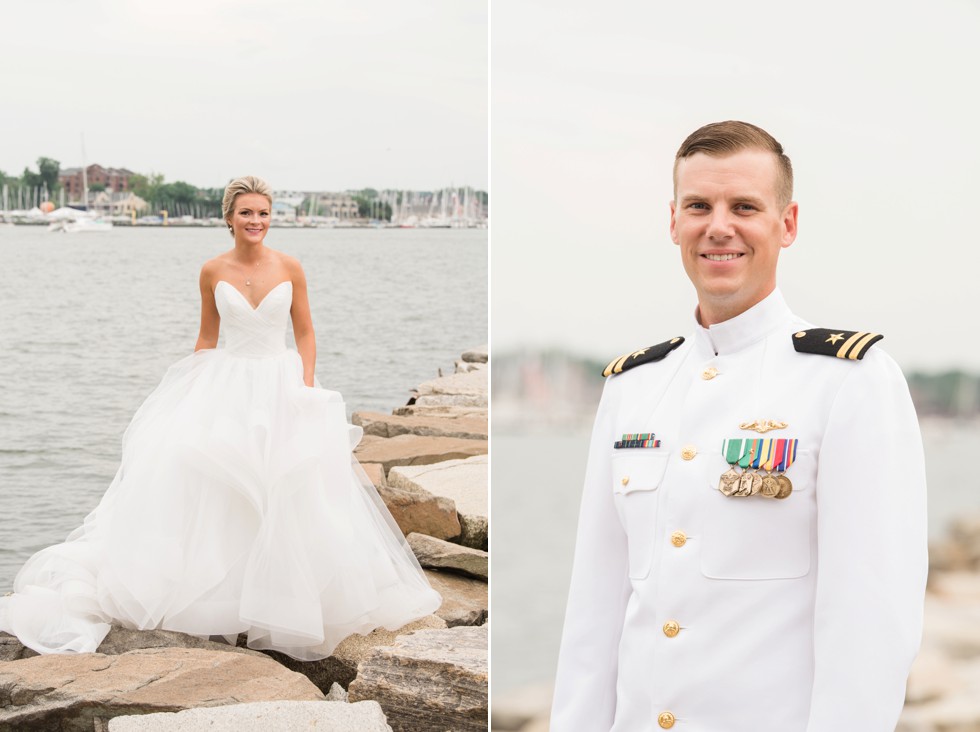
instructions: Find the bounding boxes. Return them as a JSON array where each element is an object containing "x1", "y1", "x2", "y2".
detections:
[
  {"x1": 792, "y1": 329, "x2": 883, "y2": 360},
  {"x1": 603, "y1": 337, "x2": 685, "y2": 377}
]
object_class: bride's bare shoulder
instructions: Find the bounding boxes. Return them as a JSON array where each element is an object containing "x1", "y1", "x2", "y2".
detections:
[
  {"x1": 199, "y1": 254, "x2": 232, "y2": 289},
  {"x1": 274, "y1": 252, "x2": 305, "y2": 274}
]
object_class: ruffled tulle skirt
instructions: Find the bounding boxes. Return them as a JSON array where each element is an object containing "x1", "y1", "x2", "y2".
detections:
[{"x1": 0, "y1": 347, "x2": 441, "y2": 660}]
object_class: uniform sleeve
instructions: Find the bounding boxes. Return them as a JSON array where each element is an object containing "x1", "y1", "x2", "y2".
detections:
[
  {"x1": 551, "y1": 380, "x2": 632, "y2": 731},
  {"x1": 806, "y1": 351, "x2": 928, "y2": 731}
]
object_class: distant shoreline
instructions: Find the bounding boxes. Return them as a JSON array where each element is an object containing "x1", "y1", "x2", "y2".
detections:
[{"x1": 0, "y1": 219, "x2": 488, "y2": 230}]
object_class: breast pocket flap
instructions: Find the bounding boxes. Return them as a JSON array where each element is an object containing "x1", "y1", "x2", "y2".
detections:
[{"x1": 612, "y1": 451, "x2": 669, "y2": 495}]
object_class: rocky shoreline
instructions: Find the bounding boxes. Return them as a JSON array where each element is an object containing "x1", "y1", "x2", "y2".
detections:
[
  {"x1": 0, "y1": 345, "x2": 489, "y2": 732},
  {"x1": 491, "y1": 515, "x2": 980, "y2": 732}
]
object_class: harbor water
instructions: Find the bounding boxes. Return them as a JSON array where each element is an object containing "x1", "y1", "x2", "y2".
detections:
[{"x1": 0, "y1": 225, "x2": 487, "y2": 589}]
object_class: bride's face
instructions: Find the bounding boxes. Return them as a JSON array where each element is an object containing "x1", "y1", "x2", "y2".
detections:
[{"x1": 229, "y1": 193, "x2": 271, "y2": 245}]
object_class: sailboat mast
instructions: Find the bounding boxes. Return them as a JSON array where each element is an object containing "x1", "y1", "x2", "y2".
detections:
[{"x1": 81, "y1": 133, "x2": 89, "y2": 210}]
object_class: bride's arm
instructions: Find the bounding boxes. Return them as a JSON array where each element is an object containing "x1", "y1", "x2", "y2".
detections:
[
  {"x1": 194, "y1": 262, "x2": 220, "y2": 351},
  {"x1": 287, "y1": 258, "x2": 316, "y2": 387}
]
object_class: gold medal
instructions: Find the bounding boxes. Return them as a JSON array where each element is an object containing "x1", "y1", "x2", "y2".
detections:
[
  {"x1": 775, "y1": 474, "x2": 793, "y2": 499},
  {"x1": 736, "y1": 470, "x2": 758, "y2": 496},
  {"x1": 719, "y1": 466, "x2": 741, "y2": 496},
  {"x1": 760, "y1": 473, "x2": 780, "y2": 498}
]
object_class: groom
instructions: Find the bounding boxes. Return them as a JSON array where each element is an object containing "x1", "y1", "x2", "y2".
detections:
[{"x1": 551, "y1": 121, "x2": 927, "y2": 731}]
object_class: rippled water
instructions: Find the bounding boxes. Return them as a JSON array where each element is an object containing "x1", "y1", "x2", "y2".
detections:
[{"x1": 0, "y1": 225, "x2": 486, "y2": 588}]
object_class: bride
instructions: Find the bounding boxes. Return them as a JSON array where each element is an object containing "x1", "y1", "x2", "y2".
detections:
[{"x1": 0, "y1": 175, "x2": 441, "y2": 660}]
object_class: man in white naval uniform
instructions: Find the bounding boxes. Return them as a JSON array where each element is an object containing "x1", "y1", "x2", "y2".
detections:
[{"x1": 551, "y1": 121, "x2": 927, "y2": 731}]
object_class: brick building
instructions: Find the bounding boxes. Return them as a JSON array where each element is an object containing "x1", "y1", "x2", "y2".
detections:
[{"x1": 59, "y1": 165, "x2": 136, "y2": 201}]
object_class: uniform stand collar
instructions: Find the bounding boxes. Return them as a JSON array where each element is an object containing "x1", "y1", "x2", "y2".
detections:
[{"x1": 694, "y1": 288, "x2": 792, "y2": 356}]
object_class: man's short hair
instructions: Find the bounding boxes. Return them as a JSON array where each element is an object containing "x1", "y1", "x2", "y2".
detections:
[{"x1": 674, "y1": 121, "x2": 794, "y2": 207}]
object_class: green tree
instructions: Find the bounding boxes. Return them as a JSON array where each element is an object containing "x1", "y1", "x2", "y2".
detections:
[
  {"x1": 89, "y1": 183, "x2": 106, "y2": 193},
  {"x1": 21, "y1": 167, "x2": 41, "y2": 189},
  {"x1": 161, "y1": 181, "x2": 197, "y2": 205},
  {"x1": 352, "y1": 189, "x2": 391, "y2": 220},
  {"x1": 36, "y1": 157, "x2": 60, "y2": 193},
  {"x1": 199, "y1": 187, "x2": 223, "y2": 211},
  {"x1": 130, "y1": 173, "x2": 165, "y2": 203}
]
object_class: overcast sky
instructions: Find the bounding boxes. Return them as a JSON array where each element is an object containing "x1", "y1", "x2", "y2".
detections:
[
  {"x1": 492, "y1": 0, "x2": 980, "y2": 372},
  {"x1": 3, "y1": 0, "x2": 487, "y2": 191}
]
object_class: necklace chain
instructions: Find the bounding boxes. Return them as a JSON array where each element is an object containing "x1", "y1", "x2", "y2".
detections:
[{"x1": 243, "y1": 255, "x2": 263, "y2": 286}]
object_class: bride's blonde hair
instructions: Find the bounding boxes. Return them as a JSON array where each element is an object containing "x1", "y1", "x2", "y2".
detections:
[{"x1": 222, "y1": 175, "x2": 272, "y2": 235}]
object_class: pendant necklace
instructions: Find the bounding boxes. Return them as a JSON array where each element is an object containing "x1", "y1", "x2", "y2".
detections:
[{"x1": 244, "y1": 255, "x2": 263, "y2": 286}]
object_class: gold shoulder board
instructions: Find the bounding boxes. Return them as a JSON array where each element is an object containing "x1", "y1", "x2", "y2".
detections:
[
  {"x1": 602, "y1": 337, "x2": 685, "y2": 377},
  {"x1": 792, "y1": 329, "x2": 883, "y2": 360}
]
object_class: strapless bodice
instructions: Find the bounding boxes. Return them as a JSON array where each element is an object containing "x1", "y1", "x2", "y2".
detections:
[{"x1": 215, "y1": 280, "x2": 292, "y2": 357}]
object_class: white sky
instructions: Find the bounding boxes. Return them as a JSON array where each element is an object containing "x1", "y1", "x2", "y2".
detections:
[
  {"x1": 491, "y1": 0, "x2": 980, "y2": 372},
  {"x1": 2, "y1": 0, "x2": 487, "y2": 191}
]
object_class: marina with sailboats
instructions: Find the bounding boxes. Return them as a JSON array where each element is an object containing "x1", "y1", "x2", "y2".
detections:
[{"x1": 1, "y1": 160, "x2": 488, "y2": 231}]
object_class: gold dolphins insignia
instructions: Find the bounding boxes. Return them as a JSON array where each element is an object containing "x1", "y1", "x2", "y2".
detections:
[{"x1": 739, "y1": 419, "x2": 789, "y2": 434}]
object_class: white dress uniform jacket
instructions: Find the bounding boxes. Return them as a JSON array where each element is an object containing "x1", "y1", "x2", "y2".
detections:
[{"x1": 552, "y1": 289, "x2": 927, "y2": 732}]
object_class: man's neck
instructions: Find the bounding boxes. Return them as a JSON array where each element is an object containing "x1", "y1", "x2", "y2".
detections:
[{"x1": 696, "y1": 288, "x2": 777, "y2": 327}]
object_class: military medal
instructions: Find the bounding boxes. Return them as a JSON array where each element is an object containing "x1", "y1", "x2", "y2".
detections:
[
  {"x1": 759, "y1": 439, "x2": 781, "y2": 498},
  {"x1": 719, "y1": 439, "x2": 743, "y2": 496},
  {"x1": 736, "y1": 439, "x2": 761, "y2": 496},
  {"x1": 749, "y1": 439, "x2": 774, "y2": 497},
  {"x1": 721, "y1": 437, "x2": 800, "y2": 499},
  {"x1": 774, "y1": 439, "x2": 798, "y2": 499}
]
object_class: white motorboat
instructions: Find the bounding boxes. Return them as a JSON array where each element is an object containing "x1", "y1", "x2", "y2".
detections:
[{"x1": 48, "y1": 217, "x2": 113, "y2": 232}]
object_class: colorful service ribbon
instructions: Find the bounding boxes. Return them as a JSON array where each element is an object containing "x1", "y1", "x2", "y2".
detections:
[
  {"x1": 614, "y1": 432, "x2": 660, "y2": 449},
  {"x1": 722, "y1": 438, "x2": 798, "y2": 472}
]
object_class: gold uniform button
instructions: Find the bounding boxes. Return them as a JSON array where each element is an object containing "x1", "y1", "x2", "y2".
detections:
[
  {"x1": 681, "y1": 445, "x2": 697, "y2": 460},
  {"x1": 670, "y1": 531, "x2": 687, "y2": 547},
  {"x1": 621, "y1": 476, "x2": 629, "y2": 486},
  {"x1": 658, "y1": 711, "x2": 676, "y2": 729},
  {"x1": 701, "y1": 366, "x2": 718, "y2": 380},
  {"x1": 795, "y1": 331, "x2": 807, "y2": 338},
  {"x1": 663, "y1": 620, "x2": 680, "y2": 637}
]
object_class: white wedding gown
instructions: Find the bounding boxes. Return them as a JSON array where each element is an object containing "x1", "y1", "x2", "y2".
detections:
[{"x1": 0, "y1": 280, "x2": 441, "y2": 660}]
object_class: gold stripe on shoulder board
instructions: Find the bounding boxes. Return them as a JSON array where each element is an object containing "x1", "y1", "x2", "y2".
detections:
[
  {"x1": 849, "y1": 332, "x2": 880, "y2": 360},
  {"x1": 836, "y1": 331, "x2": 867, "y2": 359}
]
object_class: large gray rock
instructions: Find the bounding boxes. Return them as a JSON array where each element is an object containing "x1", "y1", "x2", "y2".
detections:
[
  {"x1": 392, "y1": 404, "x2": 487, "y2": 419},
  {"x1": 352, "y1": 411, "x2": 487, "y2": 440},
  {"x1": 360, "y1": 461, "x2": 387, "y2": 488},
  {"x1": 100, "y1": 625, "x2": 259, "y2": 656},
  {"x1": 0, "y1": 625, "x2": 257, "y2": 664},
  {"x1": 390, "y1": 456, "x2": 488, "y2": 550},
  {"x1": 408, "y1": 533, "x2": 488, "y2": 581},
  {"x1": 413, "y1": 371, "x2": 488, "y2": 409},
  {"x1": 258, "y1": 615, "x2": 447, "y2": 693},
  {"x1": 0, "y1": 633, "x2": 35, "y2": 662},
  {"x1": 376, "y1": 482, "x2": 462, "y2": 541},
  {"x1": 108, "y1": 700, "x2": 391, "y2": 731},
  {"x1": 461, "y1": 345, "x2": 488, "y2": 363},
  {"x1": 454, "y1": 360, "x2": 485, "y2": 374},
  {"x1": 460, "y1": 514, "x2": 488, "y2": 552},
  {"x1": 348, "y1": 626, "x2": 488, "y2": 732},
  {"x1": 354, "y1": 434, "x2": 487, "y2": 474},
  {"x1": 425, "y1": 570, "x2": 488, "y2": 627},
  {"x1": 0, "y1": 647, "x2": 323, "y2": 731}
]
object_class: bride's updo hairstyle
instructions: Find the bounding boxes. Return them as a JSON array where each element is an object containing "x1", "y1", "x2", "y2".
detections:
[{"x1": 222, "y1": 175, "x2": 273, "y2": 236}]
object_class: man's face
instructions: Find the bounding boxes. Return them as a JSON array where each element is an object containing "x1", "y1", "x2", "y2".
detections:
[{"x1": 670, "y1": 149, "x2": 798, "y2": 325}]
